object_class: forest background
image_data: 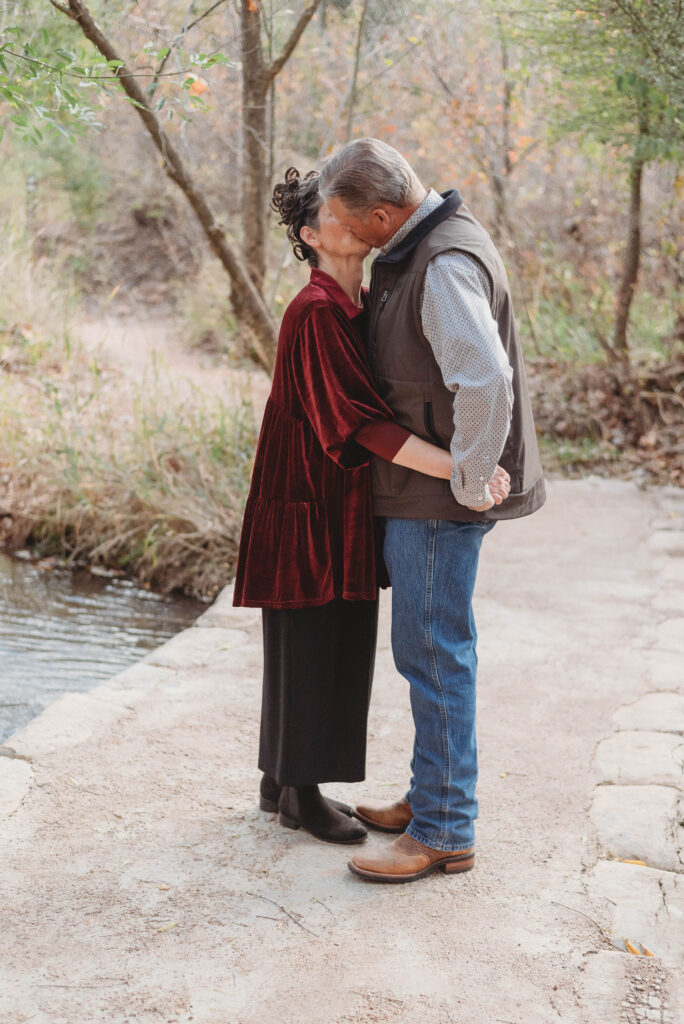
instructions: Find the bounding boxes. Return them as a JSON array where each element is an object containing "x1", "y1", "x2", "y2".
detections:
[{"x1": 1, "y1": 0, "x2": 682, "y2": 598}]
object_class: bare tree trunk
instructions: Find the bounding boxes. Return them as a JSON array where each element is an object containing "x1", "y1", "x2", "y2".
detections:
[
  {"x1": 673, "y1": 245, "x2": 684, "y2": 345},
  {"x1": 51, "y1": 0, "x2": 278, "y2": 372},
  {"x1": 268, "y1": 81, "x2": 276, "y2": 188},
  {"x1": 241, "y1": 1, "x2": 268, "y2": 288},
  {"x1": 238, "y1": 0, "x2": 322, "y2": 291},
  {"x1": 238, "y1": 0, "x2": 322, "y2": 288},
  {"x1": 490, "y1": 15, "x2": 513, "y2": 246},
  {"x1": 613, "y1": 151, "x2": 645, "y2": 357},
  {"x1": 344, "y1": 0, "x2": 369, "y2": 142}
]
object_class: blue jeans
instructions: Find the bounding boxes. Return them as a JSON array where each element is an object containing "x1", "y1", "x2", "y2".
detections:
[{"x1": 383, "y1": 517, "x2": 495, "y2": 851}]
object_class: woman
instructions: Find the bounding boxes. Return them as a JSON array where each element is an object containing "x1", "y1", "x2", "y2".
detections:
[{"x1": 233, "y1": 168, "x2": 453, "y2": 844}]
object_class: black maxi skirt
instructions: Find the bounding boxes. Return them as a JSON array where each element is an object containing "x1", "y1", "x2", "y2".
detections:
[{"x1": 259, "y1": 597, "x2": 379, "y2": 786}]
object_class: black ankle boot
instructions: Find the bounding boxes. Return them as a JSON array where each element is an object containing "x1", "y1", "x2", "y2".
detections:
[
  {"x1": 259, "y1": 774, "x2": 353, "y2": 817},
  {"x1": 278, "y1": 785, "x2": 367, "y2": 844},
  {"x1": 259, "y1": 774, "x2": 284, "y2": 812}
]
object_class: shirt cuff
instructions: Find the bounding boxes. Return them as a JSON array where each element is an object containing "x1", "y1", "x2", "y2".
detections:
[
  {"x1": 451, "y1": 470, "x2": 492, "y2": 509},
  {"x1": 354, "y1": 421, "x2": 411, "y2": 462}
]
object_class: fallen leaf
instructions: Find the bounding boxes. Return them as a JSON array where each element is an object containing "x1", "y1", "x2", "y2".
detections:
[
  {"x1": 618, "y1": 858, "x2": 647, "y2": 866},
  {"x1": 158, "y1": 884, "x2": 171, "y2": 891},
  {"x1": 157, "y1": 921, "x2": 178, "y2": 933}
]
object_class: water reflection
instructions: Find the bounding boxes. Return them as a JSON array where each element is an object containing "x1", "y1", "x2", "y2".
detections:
[{"x1": 0, "y1": 552, "x2": 203, "y2": 742}]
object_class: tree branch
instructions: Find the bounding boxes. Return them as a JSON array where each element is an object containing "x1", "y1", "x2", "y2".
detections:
[
  {"x1": 154, "y1": 0, "x2": 230, "y2": 82},
  {"x1": 3, "y1": 48, "x2": 201, "y2": 80},
  {"x1": 263, "y1": 0, "x2": 322, "y2": 86},
  {"x1": 50, "y1": 0, "x2": 277, "y2": 371}
]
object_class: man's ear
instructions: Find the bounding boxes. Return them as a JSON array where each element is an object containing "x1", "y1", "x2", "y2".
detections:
[
  {"x1": 368, "y1": 206, "x2": 392, "y2": 230},
  {"x1": 300, "y1": 224, "x2": 319, "y2": 249}
]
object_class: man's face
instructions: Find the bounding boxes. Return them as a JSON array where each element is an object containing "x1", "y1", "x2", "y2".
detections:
[{"x1": 326, "y1": 197, "x2": 395, "y2": 250}]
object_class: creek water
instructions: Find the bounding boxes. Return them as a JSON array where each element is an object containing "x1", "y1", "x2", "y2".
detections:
[{"x1": 0, "y1": 551, "x2": 204, "y2": 744}]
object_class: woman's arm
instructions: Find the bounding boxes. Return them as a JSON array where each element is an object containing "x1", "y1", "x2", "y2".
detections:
[
  {"x1": 392, "y1": 434, "x2": 452, "y2": 478},
  {"x1": 355, "y1": 421, "x2": 452, "y2": 479}
]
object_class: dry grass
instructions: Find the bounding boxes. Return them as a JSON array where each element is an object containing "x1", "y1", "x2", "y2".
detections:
[{"x1": 0, "y1": 239, "x2": 256, "y2": 600}]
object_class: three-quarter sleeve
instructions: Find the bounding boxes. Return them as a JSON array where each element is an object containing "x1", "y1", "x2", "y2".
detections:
[
  {"x1": 355, "y1": 420, "x2": 410, "y2": 462},
  {"x1": 292, "y1": 304, "x2": 398, "y2": 468}
]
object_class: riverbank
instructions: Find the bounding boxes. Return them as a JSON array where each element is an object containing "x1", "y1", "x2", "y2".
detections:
[
  {"x1": 1, "y1": 477, "x2": 682, "y2": 1023},
  {"x1": 0, "y1": 550, "x2": 202, "y2": 742},
  {"x1": 0, "y1": 317, "x2": 266, "y2": 600}
]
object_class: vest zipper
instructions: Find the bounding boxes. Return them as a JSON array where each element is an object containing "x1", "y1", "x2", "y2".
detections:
[{"x1": 369, "y1": 286, "x2": 390, "y2": 363}]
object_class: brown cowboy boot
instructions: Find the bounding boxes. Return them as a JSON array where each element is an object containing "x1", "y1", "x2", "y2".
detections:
[
  {"x1": 353, "y1": 798, "x2": 413, "y2": 833},
  {"x1": 348, "y1": 832, "x2": 474, "y2": 883}
]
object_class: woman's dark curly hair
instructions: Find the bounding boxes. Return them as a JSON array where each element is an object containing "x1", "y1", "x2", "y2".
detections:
[{"x1": 271, "y1": 167, "x2": 322, "y2": 268}]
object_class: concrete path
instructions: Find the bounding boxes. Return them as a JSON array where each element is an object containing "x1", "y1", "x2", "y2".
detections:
[{"x1": 0, "y1": 478, "x2": 682, "y2": 1024}]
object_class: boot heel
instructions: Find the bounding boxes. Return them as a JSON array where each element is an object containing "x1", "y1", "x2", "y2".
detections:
[
  {"x1": 443, "y1": 855, "x2": 474, "y2": 874},
  {"x1": 259, "y1": 796, "x2": 278, "y2": 813},
  {"x1": 279, "y1": 811, "x2": 301, "y2": 831}
]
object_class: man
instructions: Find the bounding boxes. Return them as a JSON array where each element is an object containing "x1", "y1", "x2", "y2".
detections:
[{"x1": 318, "y1": 138, "x2": 545, "y2": 883}]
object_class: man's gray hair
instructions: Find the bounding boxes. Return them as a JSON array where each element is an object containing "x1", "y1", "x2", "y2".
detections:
[{"x1": 319, "y1": 138, "x2": 424, "y2": 214}]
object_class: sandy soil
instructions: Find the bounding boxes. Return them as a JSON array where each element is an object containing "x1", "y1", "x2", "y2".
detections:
[{"x1": 78, "y1": 316, "x2": 271, "y2": 420}]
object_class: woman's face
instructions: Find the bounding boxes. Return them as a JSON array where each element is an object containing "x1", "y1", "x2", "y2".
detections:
[{"x1": 306, "y1": 202, "x2": 372, "y2": 260}]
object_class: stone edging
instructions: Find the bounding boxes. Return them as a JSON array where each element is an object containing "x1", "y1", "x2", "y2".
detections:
[
  {"x1": 0, "y1": 583, "x2": 254, "y2": 820},
  {"x1": 586, "y1": 488, "x2": 683, "y2": 1021}
]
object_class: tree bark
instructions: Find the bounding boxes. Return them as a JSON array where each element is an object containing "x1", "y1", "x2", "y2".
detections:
[
  {"x1": 51, "y1": 0, "x2": 278, "y2": 372},
  {"x1": 613, "y1": 151, "x2": 645, "y2": 357},
  {"x1": 344, "y1": 0, "x2": 369, "y2": 142},
  {"x1": 490, "y1": 15, "x2": 513, "y2": 246},
  {"x1": 239, "y1": 0, "x2": 322, "y2": 288},
  {"x1": 241, "y1": 1, "x2": 268, "y2": 288}
]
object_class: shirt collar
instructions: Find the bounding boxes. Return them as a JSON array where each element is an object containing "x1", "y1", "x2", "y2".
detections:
[
  {"x1": 380, "y1": 188, "x2": 445, "y2": 256},
  {"x1": 309, "y1": 268, "x2": 365, "y2": 320}
]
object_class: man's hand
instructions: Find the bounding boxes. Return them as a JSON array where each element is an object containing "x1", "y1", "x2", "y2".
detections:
[{"x1": 468, "y1": 465, "x2": 511, "y2": 512}]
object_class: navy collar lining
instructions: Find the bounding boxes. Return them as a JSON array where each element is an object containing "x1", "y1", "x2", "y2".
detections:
[{"x1": 375, "y1": 189, "x2": 463, "y2": 265}]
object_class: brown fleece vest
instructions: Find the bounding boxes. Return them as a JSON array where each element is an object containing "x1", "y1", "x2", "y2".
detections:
[{"x1": 368, "y1": 189, "x2": 545, "y2": 521}]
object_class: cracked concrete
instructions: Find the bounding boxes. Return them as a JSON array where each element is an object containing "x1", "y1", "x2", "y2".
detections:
[
  {"x1": 587, "y1": 488, "x2": 684, "y2": 1019},
  {"x1": 594, "y1": 731, "x2": 684, "y2": 786},
  {"x1": 613, "y1": 693, "x2": 684, "y2": 733},
  {"x1": 0, "y1": 757, "x2": 33, "y2": 817},
  {"x1": 0, "y1": 478, "x2": 683, "y2": 1024},
  {"x1": 589, "y1": 784, "x2": 683, "y2": 872}
]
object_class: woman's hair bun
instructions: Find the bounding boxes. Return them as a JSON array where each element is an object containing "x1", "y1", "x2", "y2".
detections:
[
  {"x1": 271, "y1": 167, "x2": 319, "y2": 223},
  {"x1": 271, "y1": 167, "x2": 321, "y2": 266}
]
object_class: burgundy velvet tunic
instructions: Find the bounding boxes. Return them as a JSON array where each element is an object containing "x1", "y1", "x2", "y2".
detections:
[{"x1": 233, "y1": 269, "x2": 409, "y2": 610}]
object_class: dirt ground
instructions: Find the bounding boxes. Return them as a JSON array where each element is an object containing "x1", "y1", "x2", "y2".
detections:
[
  {"x1": 1, "y1": 477, "x2": 682, "y2": 1024},
  {"x1": 78, "y1": 316, "x2": 272, "y2": 418}
]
